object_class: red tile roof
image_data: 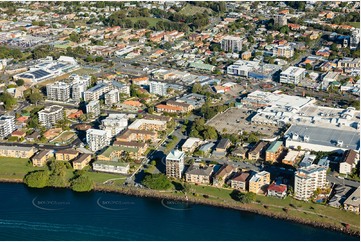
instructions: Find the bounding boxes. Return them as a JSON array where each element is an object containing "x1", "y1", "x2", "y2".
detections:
[{"x1": 267, "y1": 183, "x2": 287, "y2": 193}]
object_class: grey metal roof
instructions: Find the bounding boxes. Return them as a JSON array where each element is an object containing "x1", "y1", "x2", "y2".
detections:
[{"x1": 285, "y1": 125, "x2": 360, "y2": 151}]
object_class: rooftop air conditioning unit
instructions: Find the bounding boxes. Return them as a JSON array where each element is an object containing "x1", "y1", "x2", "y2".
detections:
[
  {"x1": 293, "y1": 133, "x2": 299, "y2": 140},
  {"x1": 337, "y1": 140, "x2": 343, "y2": 147},
  {"x1": 304, "y1": 136, "x2": 310, "y2": 142}
]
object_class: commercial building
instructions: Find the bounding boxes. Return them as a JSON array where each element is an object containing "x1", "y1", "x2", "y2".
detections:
[
  {"x1": 249, "y1": 171, "x2": 270, "y2": 194},
  {"x1": 86, "y1": 129, "x2": 110, "y2": 152},
  {"x1": 227, "y1": 60, "x2": 280, "y2": 81},
  {"x1": 38, "y1": 105, "x2": 64, "y2": 128},
  {"x1": 166, "y1": 149, "x2": 185, "y2": 179},
  {"x1": 0, "y1": 116, "x2": 15, "y2": 139},
  {"x1": 339, "y1": 149, "x2": 358, "y2": 175},
  {"x1": 294, "y1": 164, "x2": 327, "y2": 200},
  {"x1": 221, "y1": 36, "x2": 243, "y2": 53},
  {"x1": 105, "y1": 89, "x2": 119, "y2": 106},
  {"x1": 86, "y1": 100, "x2": 101, "y2": 117},
  {"x1": 92, "y1": 160, "x2": 129, "y2": 174},
  {"x1": 280, "y1": 67, "x2": 306, "y2": 84},
  {"x1": 32, "y1": 149, "x2": 53, "y2": 167},
  {"x1": 185, "y1": 163, "x2": 213, "y2": 185},
  {"x1": 284, "y1": 125, "x2": 360, "y2": 152},
  {"x1": 46, "y1": 81, "x2": 70, "y2": 102},
  {"x1": 100, "y1": 114, "x2": 128, "y2": 139},
  {"x1": 149, "y1": 81, "x2": 168, "y2": 96},
  {"x1": 0, "y1": 145, "x2": 37, "y2": 158}
]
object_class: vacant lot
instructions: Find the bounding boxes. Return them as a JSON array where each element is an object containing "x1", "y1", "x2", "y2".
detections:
[
  {"x1": 128, "y1": 17, "x2": 169, "y2": 28},
  {"x1": 51, "y1": 131, "x2": 76, "y2": 144},
  {"x1": 206, "y1": 107, "x2": 280, "y2": 136},
  {"x1": 179, "y1": 4, "x2": 213, "y2": 16},
  {"x1": 38, "y1": 68, "x2": 97, "y2": 87},
  {"x1": 347, "y1": 22, "x2": 360, "y2": 28}
]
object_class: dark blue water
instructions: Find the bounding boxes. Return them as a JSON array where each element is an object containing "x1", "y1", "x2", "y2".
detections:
[{"x1": 0, "y1": 183, "x2": 358, "y2": 241}]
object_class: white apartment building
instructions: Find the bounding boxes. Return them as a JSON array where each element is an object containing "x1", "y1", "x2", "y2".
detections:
[
  {"x1": 111, "y1": 81, "x2": 130, "y2": 96},
  {"x1": 294, "y1": 164, "x2": 327, "y2": 200},
  {"x1": 280, "y1": 66, "x2": 306, "y2": 84},
  {"x1": 149, "y1": 81, "x2": 168, "y2": 96},
  {"x1": 46, "y1": 81, "x2": 70, "y2": 101},
  {"x1": 0, "y1": 116, "x2": 15, "y2": 138},
  {"x1": 71, "y1": 76, "x2": 90, "y2": 101},
  {"x1": 38, "y1": 105, "x2": 64, "y2": 128},
  {"x1": 273, "y1": 45, "x2": 294, "y2": 58},
  {"x1": 105, "y1": 89, "x2": 119, "y2": 106},
  {"x1": 86, "y1": 129, "x2": 110, "y2": 152},
  {"x1": 86, "y1": 100, "x2": 100, "y2": 117},
  {"x1": 84, "y1": 82, "x2": 110, "y2": 102},
  {"x1": 221, "y1": 36, "x2": 243, "y2": 53},
  {"x1": 166, "y1": 149, "x2": 185, "y2": 179},
  {"x1": 274, "y1": 14, "x2": 287, "y2": 26},
  {"x1": 100, "y1": 114, "x2": 128, "y2": 138}
]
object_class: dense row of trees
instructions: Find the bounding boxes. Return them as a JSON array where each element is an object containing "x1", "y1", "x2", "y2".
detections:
[
  {"x1": 0, "y1": 92, "x2": 17, "y2": 110},
  {"x1": 189, "y1": 118, "x2": 218, "y2": 140},
  {"x1": 331, "y1": 12, "x2": 360, "y2": 24},
  {"x1": 142, "y1": 173, "x2": 173, "y2": 190},
  {"x1": 0, "y1": 46, "x2": 23, "y2": 59}
]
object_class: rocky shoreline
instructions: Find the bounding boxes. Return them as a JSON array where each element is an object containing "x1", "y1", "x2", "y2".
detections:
[
  {"x1": 94, "y1": 184, "x2": 360, "y2": 237},
  {"x1": 0, "y1": 178, "x2": 359, "y2": 237}
]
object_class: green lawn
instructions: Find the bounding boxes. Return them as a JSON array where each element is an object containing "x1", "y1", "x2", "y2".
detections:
[
  {"x1": 0, "y1": 157, "x2": 42, "y2": 179},
  {"x1": 84, "y1": 171, "x2": 126, "y2": 184},
  {"x1": 128, "y1": 17, "x2": 168, "y2": 28},
  {"x1": 51, "y1": 131, "x2": 76, "y2": 144},
  {"x1": 347, "y1": 22, "x2": 360, "y2": 28},
  {"x1": 179, "y1": 4, "x2": 213, "y2": 16}
]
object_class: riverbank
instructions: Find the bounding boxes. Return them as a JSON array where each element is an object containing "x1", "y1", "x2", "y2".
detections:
[{"x1": 0, "y1": 178, "x2": 359, "y2": 237}]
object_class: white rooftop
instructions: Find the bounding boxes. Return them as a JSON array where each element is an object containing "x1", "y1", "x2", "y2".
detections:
[{"x1": 166, "y1": 149, "x2": 185, "y2": 161}]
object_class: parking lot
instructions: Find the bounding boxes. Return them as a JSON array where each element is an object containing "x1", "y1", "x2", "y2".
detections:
[{"x1": 206, "y1": 107, "x2": 281, "y2": 137}]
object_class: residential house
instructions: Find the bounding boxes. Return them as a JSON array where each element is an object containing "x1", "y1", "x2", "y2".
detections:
[
  {"x1": 230, "y1": 172, "x2": 250, "y2": 191},
  {"x1": 267, "y1": 183, "x2": 287, "y2": 198},
  {"x1": 282, "y1": 150, "x2": 303, "y2": 166},
  {"x1": 213, "y1": 164, "x2": 235, "y2": 187},
  {"x1": 31, "y1": 149, "x2": 53, "y2": 167},
  {"x1": 343, "y1": 186, "x2": 360, "y2": 214},
  {"x1": 72, "y1": 153, "x2": 92, "y2": 170}
]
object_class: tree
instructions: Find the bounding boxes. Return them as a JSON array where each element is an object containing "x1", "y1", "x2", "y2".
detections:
[
  {"x1": 142, "y1": 173, "x2": 172, "y2": 190},
  {"x1": 0, "y1": 92, "x2": 17, "y2": 110},
  {"x1": 305, "y1": 63, "x2": 313, "y2": 70},
  {"x1": 28, "y1": 90, "x2": 44, "y2": 105},
  {"x1": 24, "y1": 170, "x2": 49, "y2": 188},
  {"x1": 15, "y1": 79, "x2": 24, "y2": 86},
  {"x1": 71, "y1": 175, "x2": 93, "y2": 192},
  {"x1": 238, "y1": 192, "x2": 256, "y2": 203}
]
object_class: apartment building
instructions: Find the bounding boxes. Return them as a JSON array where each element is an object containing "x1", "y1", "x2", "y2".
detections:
[
  {"x1": 38, "y1": 105, "x2": 64, "y2": 128},
  {"x1": 339, "y1": 149, "x2": 358, "y2": 175},
  {"x1": 280, "y1": 66, "x2": 306, "y2": 84},
  {"x1": 86, "y1": 129, "x2": 110, "y2": 152},
  {"x1": 0, "y1": 145, "x2": 37, "y2": 158},
  {"x1": 92, "y1": 160, "x2": 129, "y2": 174},
  {"x1": 111, "y1": 81, "x2": 130, "y2": 96},
  {"x1": 116, "y1": 129, "x2": 157, "y2": 142},
  {"x1": 185, "y1": 163, "x2": 213, "y2": 185},
  {"x1": 343, "y1": 186, "x2": 360, "y2": 214},
  {"x1": 274, "y1": 14, "x2": 287, "y2": 26},
  {"x1": 182, "y1": 137, "x2": 201, "y2": 153},
  {"x1": 84, "y1": 82, "x2": 110, "y2": 102},
  {"x1": 71, "y1": 76, "x2": 90, "y2": 101},
  {"x1": 166, "y1": 149, "x2": 185, "y2": 179},
  {"x1": 166, "y1": 100, "x2": 194, "y2": 113},
  {"x1": 265, "y1": 141, "x2": 283, "y2": 163},
  {"x1": 0, "y1": 116, "x2": 15, "y2": 139},
  {"x1": 32, "y1": 149, "x2": 54, "y2": 167},
  {"x1": 294, "y1": 165, "x2": 327, "y2": 200},
  {"x1": 86, "y1": 100, "x2": 100, "y2": 117},
  {"x1": 72, "y1": 153, "x2": 92, "y2": 170},
  {"x1": 149, "y1": 81, "x2": 168, "y2": 96},
  {"x1": 213, "y1": 164, "x2": 235, "y2": 187},
  {"x1": 46, "y1": 81, "x2": 70, "y2": 101},
  {"x1": 273, "y1": 45, "x2": 294, "y2": 58},
  {"x1": 221, "y1": 36, "x2": 243, "y2": 53},
  {"x1": 105, "y1": 89, "x2": 119, "y2": 106},
  {"x1": 128, "y1": 119, "x2": 167, "y2": 131},
  {"x1": 231, "y1": 172, "x2": 250, "y2": 191},
  {"x1": 55, "y1": 149, "x2": 79, "y2": 161},
  {"x1": 101, "y1": 114, "x2": 128, "y2": 139},
  {"x1": 248, "y1": 141, "x2": 267, "y2": 160},
  {"x1": 249, "y1": 171, "x2": 270, "y2": 194}
]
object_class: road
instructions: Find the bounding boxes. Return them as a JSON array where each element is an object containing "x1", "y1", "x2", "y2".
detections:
[
  {"x1": 327, "y1": 175, "x2": 360, "y2": 188},
  {"x1": 0, "y1": 137, "x2": 82, "y2": 151}
]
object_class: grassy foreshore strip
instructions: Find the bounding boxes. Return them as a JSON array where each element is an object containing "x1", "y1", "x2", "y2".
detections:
[
  {"x1": 93, "y1": 184, "x2": 360, "y2": 237},
  {"x1": 0, "y1": 178, "x2": 359, "y2": 237}
]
